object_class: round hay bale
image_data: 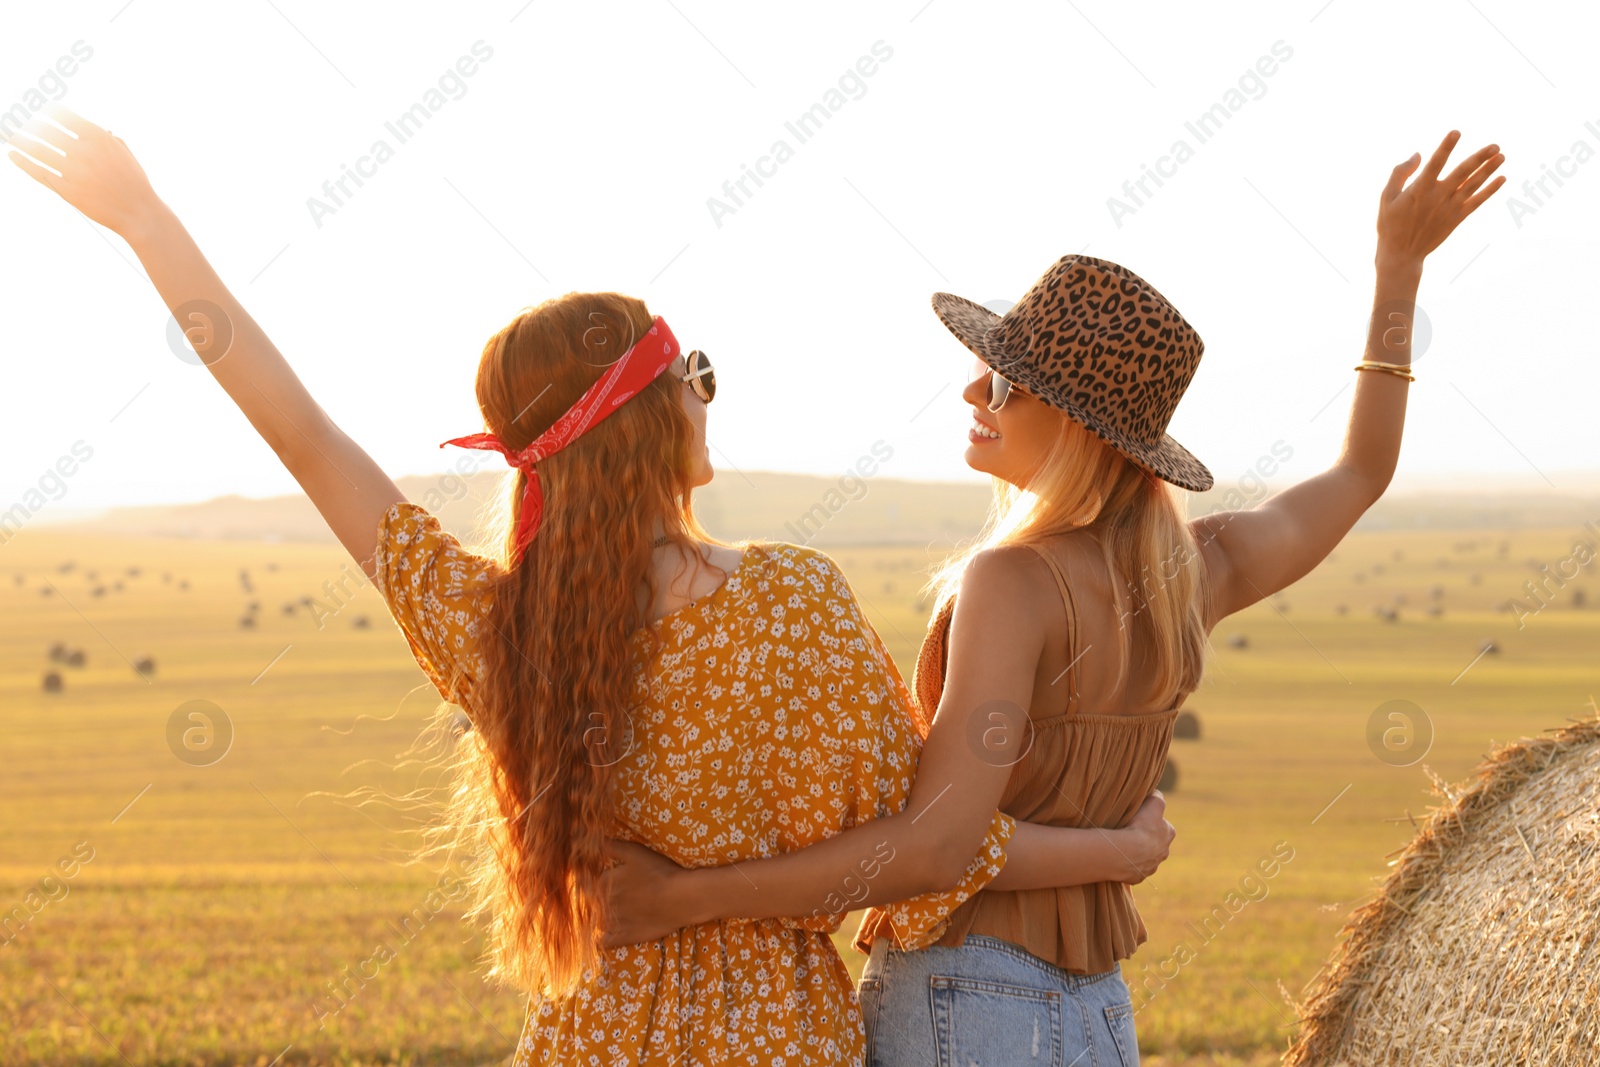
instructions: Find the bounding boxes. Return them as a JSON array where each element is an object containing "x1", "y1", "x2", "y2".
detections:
[
  {"x1": 64, "y1": 648, "x2": 86, "y2": 668},
  {"x1": 48, "y1": 641, "x2": 68, "y2": 662},
  {"x1": 1286, "y1": 716, "x2": 1600, "y2": 1065},
  {"x1": 351, "y1": 615, "x2": 371, "y2": 630},
  {"x1": 1480, "y1": 639, "x2": 1500, "y2": 655},
  {"x1": 1227, "y1": 633, "x2": 1249, "y2": 650},
  {"x1": 133, "y1": 654, "x2": 156, "y2": 679},
  {"x1": 42, "y1": 671, "x2": 63, "y2": 693},
  {"x1": 1173, "y1": 710, "x2": 1201, "y2": 740},
  {"x1": 1157, "y1": 758, "x2": 1178, "y2": 792},
  {"x1": 177, "y1": 579, "x2": 189, "y2": 591},
  {"x1": 239, "y1": 615, "x2": 256, "y2": 629},
  {"x1": 282, "y1": 602, "x2": 297, "y2": 616},
  {"x1": 1334, "y1": 603, "x2": 1348, "y2": 616}
]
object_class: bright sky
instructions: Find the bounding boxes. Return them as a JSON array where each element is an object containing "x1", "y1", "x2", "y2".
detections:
[{"x1": 3, "y1": 0, "x2": 1597, "y2": 516}]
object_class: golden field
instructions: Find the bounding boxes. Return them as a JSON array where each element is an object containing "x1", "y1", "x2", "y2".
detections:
[{"x1": 3, "y1": 497, "x2": 1597, "y2": 1065}]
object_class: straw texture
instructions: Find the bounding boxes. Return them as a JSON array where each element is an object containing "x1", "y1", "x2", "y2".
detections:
[{"x1": 1285, "y1": 715, "x2": 1600, "y2": 1066}]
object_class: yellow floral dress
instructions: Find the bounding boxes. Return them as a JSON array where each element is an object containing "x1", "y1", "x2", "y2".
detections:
[{"x1": 371, "y1": 501, "x2": 1014, "y2": 1066}]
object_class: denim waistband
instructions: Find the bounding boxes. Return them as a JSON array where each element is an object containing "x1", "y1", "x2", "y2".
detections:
[{"x1": 871, "y1": 932, "x2": 1121, "y2": 990}]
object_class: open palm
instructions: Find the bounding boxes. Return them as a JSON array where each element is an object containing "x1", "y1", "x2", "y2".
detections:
[
  {"x1": 1378, "y1": 129, "x2": 1505, "y2": 263},
  {"x1": 7, "y1": 104, "x2": 162, "y2": 236}
]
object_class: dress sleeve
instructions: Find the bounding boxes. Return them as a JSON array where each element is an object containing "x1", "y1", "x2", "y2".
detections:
[
  {"x1": 370, "y1": 500, "x2": 499, "y2": 714},
  {"x1": 806, "y1": 550, "x2": 1015, "y2": 950}
]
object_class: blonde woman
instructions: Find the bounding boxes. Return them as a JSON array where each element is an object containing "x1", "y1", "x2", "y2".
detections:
[
  {"x1": 10, "y1": 106, "x2": 1183, "y2": 1065},
  {"x1": 603, "y1": 129, "x2": 1505, "y2": 1064}
]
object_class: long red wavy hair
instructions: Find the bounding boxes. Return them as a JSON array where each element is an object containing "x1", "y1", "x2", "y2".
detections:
[{"x1": 432, "y1": 291, "x2": 715, "y2": 996}]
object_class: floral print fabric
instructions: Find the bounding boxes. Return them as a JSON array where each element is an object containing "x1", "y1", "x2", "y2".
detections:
[{"x1": 371, "y1": 501, "x2": 1014, "y2": 1065}]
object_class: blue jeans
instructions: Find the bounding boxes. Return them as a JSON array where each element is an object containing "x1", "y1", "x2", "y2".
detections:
[{"x1": 859, "y1": 934, "x2": 1139, "y2": 1067}]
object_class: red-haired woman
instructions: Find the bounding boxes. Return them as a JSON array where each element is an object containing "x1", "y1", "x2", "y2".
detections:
[{"x1": 11, "y1": 107, "x2": 1178, "y2": 1064}]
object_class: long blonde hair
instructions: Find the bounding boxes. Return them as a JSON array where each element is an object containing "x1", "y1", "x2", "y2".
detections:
[{"x1": 930, "y1": 413, "x2": 1211, "y2": 708}]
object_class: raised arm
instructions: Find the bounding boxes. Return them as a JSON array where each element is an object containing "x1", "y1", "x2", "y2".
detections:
[
  {"x1": 600, "y1": 546, "x2": 1174, "y2": 946},
  {"x1": 8, "y1": 106, "x2": 403, "y2": 577},
  {"x1": 1195, "y1": 130, "x2": 1505, "y2": 625}
]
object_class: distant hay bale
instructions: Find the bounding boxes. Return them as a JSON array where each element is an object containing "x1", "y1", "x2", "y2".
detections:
[
  {"x1": 1480, "y1": 639, "x2": 1500, "y2": 655},
  {"x1": 1575, "y1": 588, "x2": 1588, "y2": 609},
  {"x1": 1158, "y1": 758, "x2": 1178, "y2": 792},
  {"x1": 48, "y1": 642, "x2": 68, "y2": 663},
  {"x1": 42, "y1": 671, "x2": 62, "y2": 693},
  {"x1": 1334, "y1": 604, "x2": 1349, "y2": 616},
  {"x1": 282, "y1": 603, "x2": 297, "y2": 615},
  {"x1": 133, "y1": 654, "x2": 156, "y2": 679},
  {"x1": 1173, "y1": 710, "x2": 1201, "y2": 740},
  {"x1": 239, "y1": 616, "x2": 256, "y2": 629},
  {"x1": 64, "y1": 649, "x2": 86, "y2": 668},
  {"x1": 1426, "y1": 605, "x2": 1443, "y2": 618},
  {"x1": 90, "y1": 586, "x2": 106, "y2": 597},
  {"x1": 177, "y1": 579, "x2": 189, "y2": 590},
  {"x1": 1374, "y1": 605, "x2": 1399, "y2": 623},
  {"x1": 352, "y1": 615, "x2": 371, "y2": 630},
  {"x1": 1285, "y1": 716, "x2": 1600, "y2": 1065},
  {"x1": 1227, "y1": 633, "x2": 1249, "y2": 650}
]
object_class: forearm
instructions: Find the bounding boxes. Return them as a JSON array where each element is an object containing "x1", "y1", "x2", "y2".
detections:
[
  {"x1": 122, "y1": 203, "x2": 332, "y2": 462},
  {"x1": 675, "y1": 808, "x2": 980, "y2": 925},
  {"x1": 986, "y1": 820, "x2": 1129, "y2": 892},
  {"x1": 1339, "y1": 253, "x2": 1423, "y2": 499}
]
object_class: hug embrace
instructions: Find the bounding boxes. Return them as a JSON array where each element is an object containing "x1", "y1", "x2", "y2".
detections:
[{"x1": 9, "y1": 108, "x2": 1504, "y2": 1065}]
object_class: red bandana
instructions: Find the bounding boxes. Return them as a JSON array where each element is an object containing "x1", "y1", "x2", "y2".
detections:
[{"x1": 441, "y1": 315, "x2": 680, "y2": 562}]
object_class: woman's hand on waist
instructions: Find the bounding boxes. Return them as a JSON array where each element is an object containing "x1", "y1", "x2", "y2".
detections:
[
  {"x1": 1115, "y1": 791, "x2": 1175, "y2": 885},
  {"x1": 599, "y1": 839, "x2": 706, "y2": 947}
]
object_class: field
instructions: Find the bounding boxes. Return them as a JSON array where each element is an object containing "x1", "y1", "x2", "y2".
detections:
[{"x1": 3, "y1": 515, "x2": 1598, "y2": 1065}]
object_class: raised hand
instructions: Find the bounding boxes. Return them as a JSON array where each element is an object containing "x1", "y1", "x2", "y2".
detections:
[
  {"x1": 7, "y1": 104, "x2": 164, "y2": 237},
  {"x1": 1377, "y1": 130, "x2": 1505, "y2": 266}
]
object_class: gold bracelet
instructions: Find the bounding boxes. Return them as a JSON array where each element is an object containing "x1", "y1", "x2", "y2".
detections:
[{"x1": 1354, "y1": 361, "x2": 1415, "y2": 382}]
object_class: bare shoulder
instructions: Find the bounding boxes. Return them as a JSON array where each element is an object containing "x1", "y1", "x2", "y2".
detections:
[
  {"x1": 955, "y1": 543, "x2": 1060, "y2": 625},
  {"x1": 1186, "y1": 514, "x2": 1234, "y2": 633}
]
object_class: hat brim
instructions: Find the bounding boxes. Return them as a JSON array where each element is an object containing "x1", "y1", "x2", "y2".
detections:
[{"x1": 930, "y1": 291, "x2": 1215, "y2": 493}]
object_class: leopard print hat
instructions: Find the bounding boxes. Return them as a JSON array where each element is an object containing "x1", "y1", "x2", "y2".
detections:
[{"x1": 932, "y1": 253, "x2": 1214, "y2": 493}]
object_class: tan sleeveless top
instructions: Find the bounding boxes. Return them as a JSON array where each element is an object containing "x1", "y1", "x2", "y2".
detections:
[{"x1": 855, "y1": 534, "x2": 1185, "y2": 974}]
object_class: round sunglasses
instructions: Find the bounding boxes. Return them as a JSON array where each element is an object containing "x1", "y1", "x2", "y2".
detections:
[
  {"x1": 678, "y1": 349, "x2": 716, "y2": 403},
  {"x1": 974, "y1": 363, "x2": 1016, "y2": 412}
]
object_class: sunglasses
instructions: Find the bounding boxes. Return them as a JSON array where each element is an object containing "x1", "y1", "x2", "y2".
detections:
[
  {"x1": 974, "y1": 363, "x2": 1016, "y2": 412},
  {"x1": 678, "y1": 349, "x2": 715, "y2": 404}
]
